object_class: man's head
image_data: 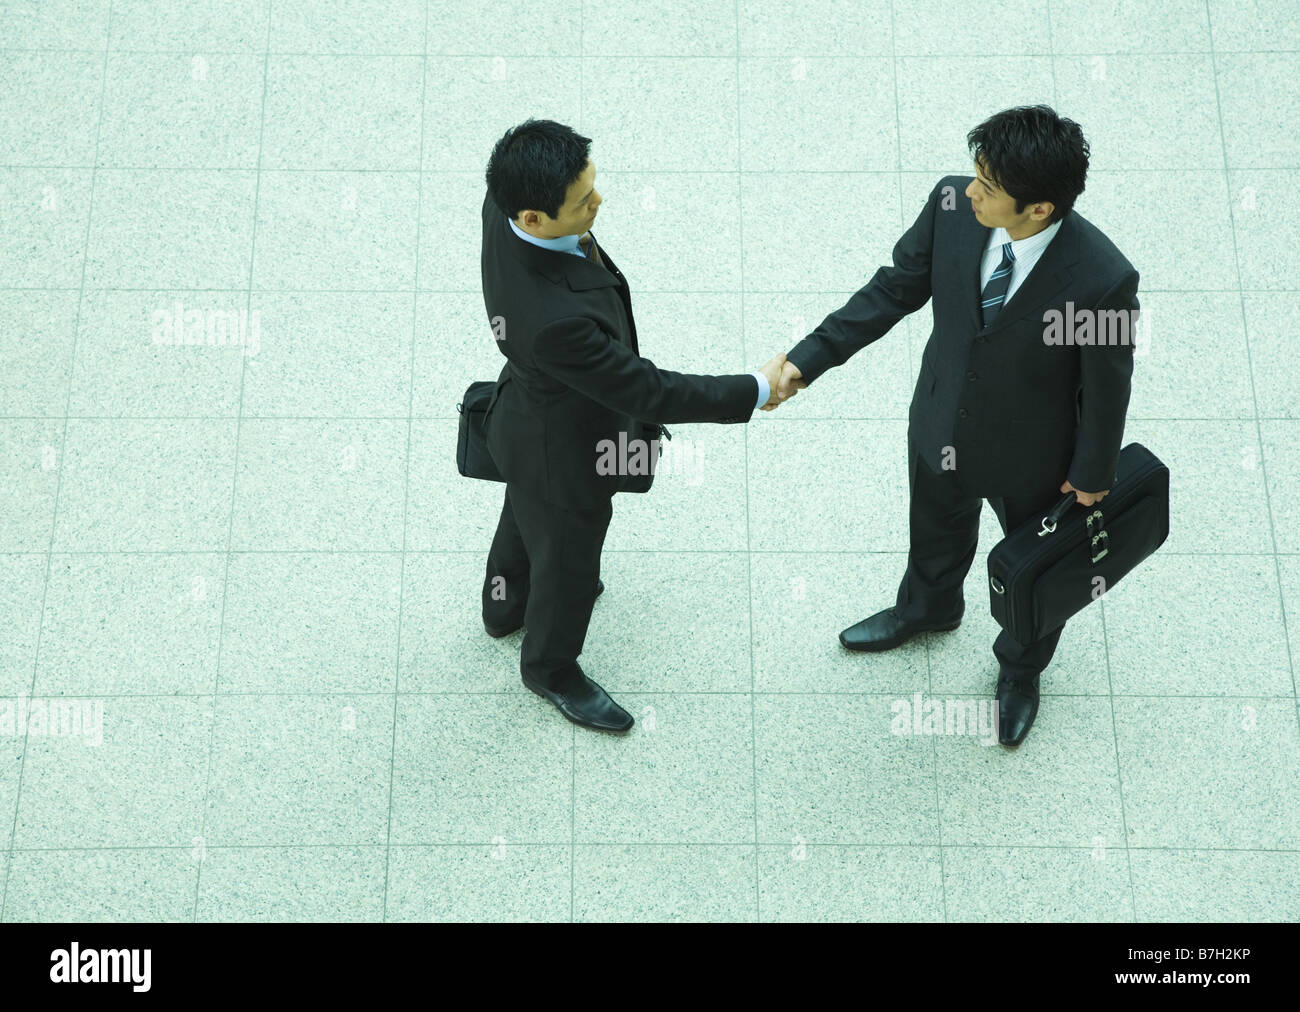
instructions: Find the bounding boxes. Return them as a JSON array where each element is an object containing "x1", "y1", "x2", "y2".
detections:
[
  {"x1": 486, "y1": 107, "x2": 1090, "y2": 242},
  {"x1": 486, "y1": 118, "x2": 601, "y2": 239},
  {"x1": 964, "y1": 105, "x2": 1090, "y2": 237}
]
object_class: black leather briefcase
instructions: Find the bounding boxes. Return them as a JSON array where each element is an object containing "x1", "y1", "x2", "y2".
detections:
[
  {"x1": 456, "y1": 380, "x2": 505, "y2": 483},
  {"x1": 987, "y1": 442, "x2": 1170, "y2": 645}
]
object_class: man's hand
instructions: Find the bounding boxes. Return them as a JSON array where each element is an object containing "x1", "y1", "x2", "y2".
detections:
[
  {"x1": 778, "y1": 360, "x2": 805, "y2": 401},
  {"x1": 758, "y1": 352, "x2": 787, "y2": 409},
  {"x1": 1061, "y1": 478, "x2": 1109, "y2": 507},
  {"x1": 761, "y1": 358, "x2": 806, "y2": 411}
]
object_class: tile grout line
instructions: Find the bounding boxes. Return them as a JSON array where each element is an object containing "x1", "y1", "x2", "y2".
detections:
[
  {"x1": 5, "y1": 841, "x2": 1300, "y2": 854},
  {"x1": 573, "y1": 2, "x2": 584, "y2": 926},
  {"x1": 1049, "y1": 0, "x2": 1122, "y2": 925},
  {"x1": 733, "y1": 0, "x2": 761, "y2": 924},
  {"x1": 2, "y1": 286, "x2": 1295, "y2": 293},
  {"x1": 1203, "y1": 0, "x2": 1300, "y2": 868},
  {"x1": 10, "y1": 416, "x2": 1296, "y2": 422},
  {"x1": 0, "y1": 689, "x2": 1292, "y2": 700},
  {"x1": 381, "y1": 0, "x2": 432, "y2": 925},
  {"x1": 0, "y1": 548, "x2": 1288, "y2": 556},
  {"x1": 1204, "y1": 1, "x2": 1300, "y2": 712},
  {"x1": 188, "y1": 0, "x2": 275, "y2": 924},
  {"x1": 1053, "y1": 0, "x2": 1134, "y2": 925},
  {"x1": 0, "y1": 0, "x2": 115, "y2": 924},
  {"x1": 5, "y1": 47, "x2": 1300, "y2": 56},
  {"x1": 13, "y1": 165, "x2": 1298, "y2": 174},
  {"x1": 890, "y1": 0, "x2": 951, "y2": 923}
]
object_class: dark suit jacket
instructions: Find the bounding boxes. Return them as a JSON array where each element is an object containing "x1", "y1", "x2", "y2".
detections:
[
  {"x1": 786, "y1": 175, "x2": 1140, "y2": 499},
  {"x1": 480, "y1": 192, "x2": 757, "y2": 511}
]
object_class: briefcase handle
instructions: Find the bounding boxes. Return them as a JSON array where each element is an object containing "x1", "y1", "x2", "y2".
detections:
[
  {"x1": 1036, "y1": 491, "x2": 1085, "y2": 537},
  {"x1": 1037, "y1": 491, "x2": 1112, "y2": 564}
]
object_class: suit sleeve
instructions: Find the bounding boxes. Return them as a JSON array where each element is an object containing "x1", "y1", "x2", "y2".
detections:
[
  {"x1": 532, "y1": 315, "x2": 758, "y2": 425},
  {"x1": 1066, "y1": 268, "x2": 1140, "y2": 493},
  {"x1": 785, "y1": 176, "x2": 943, "y2": 384}
]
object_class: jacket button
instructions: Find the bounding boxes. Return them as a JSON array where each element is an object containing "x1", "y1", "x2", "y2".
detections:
[
  {"x1": 966, "y1": 371, "x2": 977, "y2": 381},
  {"x1": 958, "y1": 408, "x2": 968, "y2": 418}
]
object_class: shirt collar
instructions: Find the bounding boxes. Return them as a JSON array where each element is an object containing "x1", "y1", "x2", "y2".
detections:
[
  {"x1": 990, "y1": 217, "x2": 1062, "y2": 259},
  {"x1": 508, "y1": 214, "x2": 587, "y2": 255}
]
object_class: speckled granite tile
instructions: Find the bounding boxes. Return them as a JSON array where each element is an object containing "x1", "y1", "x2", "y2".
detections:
[
  {"x1": 84, "y1": 169, "x2": 257, "y2": 289},
  {"x1": 0, "y1": 51, "x2": 102, "y2": 165},
  {"x1": 97, "y1": 51, "x2": 264, "y2": 169},
  {"x1": 270, "y1": 0, "x2": 426, "y2": 55},
  {"x1": 1245, "y1": 292, "x2": 1300, "y2": 420},
  {"x1": 13, "y1": 695, "x2": 211, "y2": 849},
  {"x1": 388, "y1": 694, "x2": 571, "y2": 845},
  {"x1": 749, "y1": 551, "x2": 931, "y2": 695},
  {"x1": 385, "y1": 844, "x2": 570, "y2": 922},
  {"x1": 204, "y1": 693, "x2": 392, "y2": 847},
  {"x1": 242, "y1": 291, "x2": 413, "y2": 418},
  {"x1": 0, "y1": 169, "x2": 93, "y2": 287},
  {"x1": 574, "y1": 844, "x2": 756, "y2": 922},
  {"x1": 575, "y1": 693, "x2": 754, "y2": 844},
  {"x1": 0, "y1": 555, "x2": 45, "y2": 697},
  {"x1": 1, "y1": 0, "x2": 111, "y2": 49},
  {"x1": 51, "y1": 418, "x2": 237, "y2": 552},
  {"x1": 230, "y1": 419, "x2": 407, "y2": 552},
  {"x1": 747, "y1": 420, "x2": 910, "y2": 553},
  {"x1": 219, "y1": 552, "x2": 401, "y2": 694},
  {"x1": 35, "y1": 553, "x2": 224, "y2": 696},
  {"x1": 195, "y1": 845, "x2": 385, "y2": 921},
  {"x1": 935, "y1": 696, "x2": 1126, "y2": 848},
  {"x1": 1115, "y1": 697, "x2": 1300, "y2": 850},
  {"x1": 755, "y1": 693, "x2": 938, "y2": 845},
  {"x1": 69, "y1": 290, "x2": 245, "y2": 417},
  {"x1": 109, "y1": 0, "x2": 270, "y2": 51},
  {"x1": 0, "y1": 290, "x2": 78, "y2": 419},
  {"x1": 759, "y1": 844, "x2": 944, "y2": 921},
  {"x1": 252, "y1": 170, "x2": 419, "y2": 290},
  {"x1": 1100, "y1": 553, "x2": 1292, "y2": 697},
  {"x1": 942, "y1": 845, "x2": 1133, "y2": 922},
  {"x1": 1130, "y1": 848, "x2": 1300, "y2": 921},
  {"x1": 3, "y1": 847, "x2": 198, "y2": 921},
  {"x1": 262, "y1": 55, "x2": 423, "y2": 170}
]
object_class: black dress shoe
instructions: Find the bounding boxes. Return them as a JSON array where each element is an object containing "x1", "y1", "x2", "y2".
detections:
[
  {"x1": 485, "y1": 580, "x2": 604, "y2": 638},
  {"x1": 995, "y1": 671, "x2": 1041, "y2": 747},
  {"x1": 521, "y1": 669, "x2": 632, "y2": 733},
  {"x1": 839, "y1": 606, "x2": 962, "y2": 652}
]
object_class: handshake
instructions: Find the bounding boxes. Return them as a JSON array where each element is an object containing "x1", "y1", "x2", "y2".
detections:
[{"x1": 757, "y1": 353, "x2": 807, "y2": 411}]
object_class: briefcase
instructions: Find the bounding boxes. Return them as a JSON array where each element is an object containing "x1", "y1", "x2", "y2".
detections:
[
  {"x1": 987, "y1": 442, "x2": 1169, "y2": 645},
  {"x1": 456, "y1": 379, "x2": 505, "y2": 483}
]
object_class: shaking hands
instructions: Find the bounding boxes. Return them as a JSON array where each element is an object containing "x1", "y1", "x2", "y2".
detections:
[{"x1": 758, "y1": 354, "x2": 806, "y2": 411}]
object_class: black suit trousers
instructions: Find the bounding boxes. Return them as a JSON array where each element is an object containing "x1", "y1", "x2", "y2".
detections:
[
  {"x1": 482, "y1": 482, "x2": 611, "y2": 690},
  {"x1": 893, "y1": 436, "x2": 1066, "y2": 679}
]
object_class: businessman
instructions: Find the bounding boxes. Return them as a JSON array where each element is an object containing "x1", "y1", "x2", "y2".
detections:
[
  {"x1": 480, "y1": 118, "x2": 788, "y2": 734},
  {"x1": 774, "y1": 105, "x2": 1139, "y2": 746}
]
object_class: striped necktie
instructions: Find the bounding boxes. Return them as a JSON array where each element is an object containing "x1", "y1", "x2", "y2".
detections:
[
  {"x1": 980, "y1": 241, "x2": 1016, "y2": 327},
  {"x1": 579, "y1": 232, "x2": 604, "y2": 268}
]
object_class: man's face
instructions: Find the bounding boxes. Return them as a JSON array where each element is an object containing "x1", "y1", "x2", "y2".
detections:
[
  {"x1": 964, "y1": 157, "x2": 1053, "y2": 231},
  {"x1": 516, "y1": 158, "x2": 602, "y2": 238}
]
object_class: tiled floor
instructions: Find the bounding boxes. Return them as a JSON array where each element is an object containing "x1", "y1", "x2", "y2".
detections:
[{"x1": 1, "y1": 0, "x2": 1298, "y2": 921}]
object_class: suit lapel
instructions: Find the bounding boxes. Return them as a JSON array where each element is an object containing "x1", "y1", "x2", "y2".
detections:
[
  {"x1": 957, "y1": 212, "x2": 989, "y2": 335},
  {"x1": 497, "y1": 207, "x2": 637, "y2": 353},
  {"x1": 971, "y1": 212, "x2": 1080, "y2": 338}
]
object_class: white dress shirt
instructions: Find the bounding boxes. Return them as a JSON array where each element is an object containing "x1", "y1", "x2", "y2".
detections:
[{"x1": 979, "y1": 218, "x2": 1063, "y2": 303}]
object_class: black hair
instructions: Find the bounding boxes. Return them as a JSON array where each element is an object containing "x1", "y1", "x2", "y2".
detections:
[
  {"x1": 966, "y1": 105, "x2": 1089, "y2": 224},
  {"x1": 485, "y1": 118, "x2": 593, "y2": 222}
]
